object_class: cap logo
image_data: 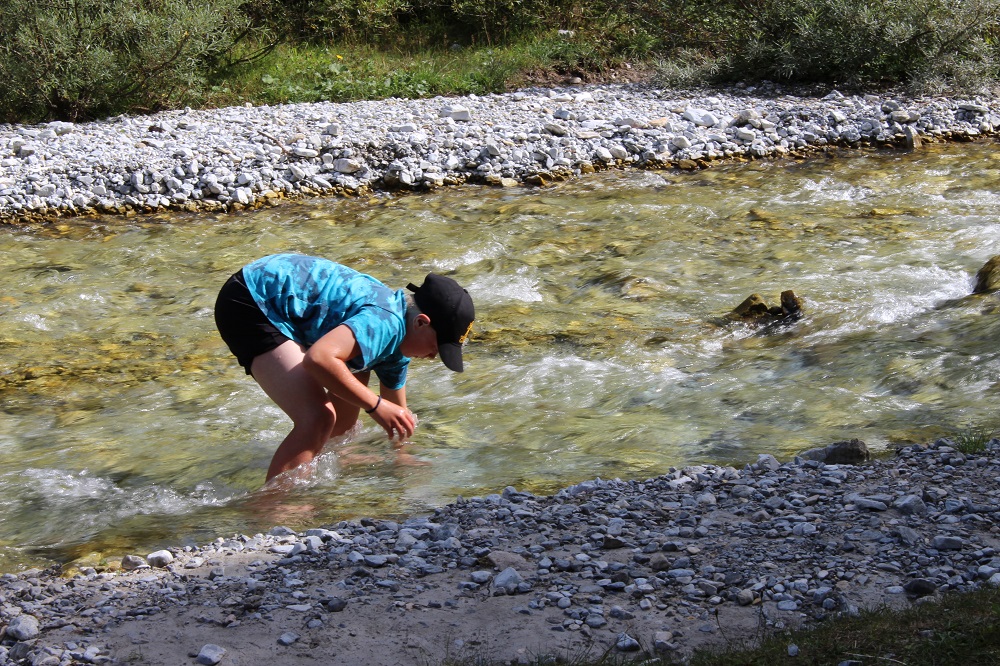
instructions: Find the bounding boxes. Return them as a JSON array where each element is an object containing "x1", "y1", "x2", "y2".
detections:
[{"x1": 458, "y1": 321, "x2": 474, "y2": 345}]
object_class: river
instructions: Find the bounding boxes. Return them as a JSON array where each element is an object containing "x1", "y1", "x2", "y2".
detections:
[{"x1": 0, "y1": 141, "x2": 997, "y2": 571}]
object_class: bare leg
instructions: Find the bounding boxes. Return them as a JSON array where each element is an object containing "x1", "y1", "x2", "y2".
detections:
[{"x1": 250, "y1": 340, "x2": 368, "y2": 483}]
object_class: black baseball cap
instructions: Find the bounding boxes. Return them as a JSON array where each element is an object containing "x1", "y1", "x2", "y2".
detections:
[{"x1": 407, "y1": 273, "x2": 475, "y2": 372}]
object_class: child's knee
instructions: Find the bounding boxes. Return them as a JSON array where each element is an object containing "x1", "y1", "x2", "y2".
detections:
[
  {"x1": 296, "y1": 404, "x2": 337, "y2": 438},
  {"x1": 331, "y1": 418, "x2": 358, "y2": 438}
]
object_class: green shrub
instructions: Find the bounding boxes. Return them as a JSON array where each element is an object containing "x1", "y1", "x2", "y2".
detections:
[
  {"x1": 271, "y1": 0, "x2": 410, "y2": 44},
  {"x1": 654, "y1": 48, "x2": 723, "y2": 88},
  {"x1": 718, "y1": 0, "x2": 1000, "y2": 91},
  {"x1": 0, "y1": 0, "x2": 266, "y2": 122}
]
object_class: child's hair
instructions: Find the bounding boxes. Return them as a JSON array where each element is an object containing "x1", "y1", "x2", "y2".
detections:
[{"x1": 405, "y1": 293, "x2": 423, "y2": 326}]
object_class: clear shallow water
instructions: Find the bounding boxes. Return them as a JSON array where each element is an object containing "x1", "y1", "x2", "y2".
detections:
[{"x1": 1, "y1": 142, "x2": 998, "y2": 571}]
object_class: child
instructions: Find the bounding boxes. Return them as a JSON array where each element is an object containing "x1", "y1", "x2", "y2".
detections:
[{"x1": 214, "y1": 253, "x2": 474, "y2": 482}]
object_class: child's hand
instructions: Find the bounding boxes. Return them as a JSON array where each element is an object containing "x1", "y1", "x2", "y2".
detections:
[{"x1": 371, "y1": 399, "x2": 415, "y2": 441}]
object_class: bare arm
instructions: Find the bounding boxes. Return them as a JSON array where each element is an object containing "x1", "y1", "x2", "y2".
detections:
[
  {"x1": 303, "y1": 325, "x2": 415, "y2": 439},
  {"x1": 380, "y1": 384, "x2": 406, "y2": 411}
]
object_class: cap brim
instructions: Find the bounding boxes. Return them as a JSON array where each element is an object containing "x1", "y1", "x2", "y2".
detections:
[{"x1": 439, "y1": 342, "x2": 464, "y2": 372}]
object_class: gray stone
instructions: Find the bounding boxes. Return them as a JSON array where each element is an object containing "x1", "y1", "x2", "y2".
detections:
[
  {"x1": 615, "y1": 633, "x2": 641, "y2": 651},
  {"x1": 487, "y1": 550, "x2": 530, "y2": 571},
  {"x1": 6, "y1": 614, "x2": 40, "y2": 640},
  {"x1": 323, "y1": 597, "x2": 348, "y2": 612},
  {"x1": 278, "y1": 631, "x2": 300, "y2": 645},
  {"x1": 894, "y1": 495, "x2": 927, "y2": 516},
  {"x1": 756, "y1": 454, "x2": 781, "y2": 471},
  {"x1": 931, "y1": 535, "x2": 963, "y2": 550},
  {"x1": 470, "y1": 570, "x2": 492, "y2": 584},
  {"x1": 121, "y1": 554, "x2": 147, "y2": 571},
  {"x1": 196, "y1": 644, "x2": 226, "y2": 665},
  {"x1": 800, "y1": 439, "x2": 870, "y2": 464},
  {"x1": 493, "y1": 567, "x2": 524, "y2": 592},
  {"x1": 903, "y1": 578, "x2": 937, "y2": 597}
]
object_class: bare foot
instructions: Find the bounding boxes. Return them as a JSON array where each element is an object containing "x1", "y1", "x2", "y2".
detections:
[{"x1": 246, "y1": 483, "x2": 316, "y2": 524}]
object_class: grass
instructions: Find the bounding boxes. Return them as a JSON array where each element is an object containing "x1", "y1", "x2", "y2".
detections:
[
  {"x1": 441, "y1": 586, "x2": 1000, "y2": 665},
  {"x1": 202, "y1": 31, "x2": 638, "y2": 110},
  {"x1": 950, "y1": 424, "x2": 997, "y2": 456},
  {"x1": 687, "y1": 586, "x2": 1000, "y2": 666}
]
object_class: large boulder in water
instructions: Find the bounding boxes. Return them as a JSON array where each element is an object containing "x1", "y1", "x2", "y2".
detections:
[
  {"x1": 728, "y1": 293, "x2": 770, "y2": 319},
  {"x1": 973, "y1": 255, "x2": 1000, "y2": 294}
]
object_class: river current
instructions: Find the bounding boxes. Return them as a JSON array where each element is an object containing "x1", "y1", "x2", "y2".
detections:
[{"x1": 1, "y1": 142, "x2": 998, "y2": 571}]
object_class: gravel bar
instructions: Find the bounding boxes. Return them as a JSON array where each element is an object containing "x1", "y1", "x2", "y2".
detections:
[
  {"x1": 1, "y1": 439, "x2": 998, "y2": 665},
  {"x1": 1, "y1": 83, "x2": 998, "y2": 223}
]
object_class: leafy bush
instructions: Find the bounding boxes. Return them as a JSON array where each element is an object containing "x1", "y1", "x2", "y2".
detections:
[
  {"x1": 443, "y1": 0, "x2": 554, "y2": 44},
  {"x1": 3, "y1": 0, "x2": 999, "y2": 122},
  {"x1": 717, "y1": 0, "x2": 1000, "y2": 91},
  {"x1": 0, "y1": 0, "x2": 266, "y2": 122},
  {"x1": 272, "y1": 0, "x2": 410, "y2": 43},
  {"x1": 654, "y1": 48, "x2": 723, "y2": 88}
]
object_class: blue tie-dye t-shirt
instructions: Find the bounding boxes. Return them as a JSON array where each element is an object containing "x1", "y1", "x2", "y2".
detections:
[{"x1": 242, "y1": 253, "x2": 410, "y2": 389}]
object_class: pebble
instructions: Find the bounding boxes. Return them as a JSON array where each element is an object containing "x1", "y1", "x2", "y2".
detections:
[
  {"x1": 0, "y1": 84, "x2": 997, "y2": 223},
  {"x1": 0, "y1": 438, "x2": 997, "y2": 664}
]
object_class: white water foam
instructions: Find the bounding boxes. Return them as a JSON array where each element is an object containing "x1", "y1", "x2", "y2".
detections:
[
  {"x1": 469, "y1": 270, "x2": 544, "y2": 304},
  {"x1": 4, "y1": 468, "x2": 235, "y2": 523}
]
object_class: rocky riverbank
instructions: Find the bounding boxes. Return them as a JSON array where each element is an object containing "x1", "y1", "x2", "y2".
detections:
[
  {"x1": 1, "y1": 83, "x2": 998, "y2": 224},
  {"x1": 1, "y1": 438, "x2": 998, "y2": 665}
]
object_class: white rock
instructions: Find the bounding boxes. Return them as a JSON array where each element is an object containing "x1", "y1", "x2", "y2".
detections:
[
  {"x1": 543, "y1": 122, "x2": 567, "y2": 136},
  {"x1": 147, "y1": 549, "x2": 174, "y2": 567},
  {"x1": 333, "y1": 158, "x2": 363, "y2": 174},
  {"x1": 683, "y1": 106, "x2": 718, "y2": 127},
  {"x1": 440, "y1": 104, "x2": 472, "y2": 121},
  {"x1": 594, "y1": 147, "x2": 614, "y2": 162}
]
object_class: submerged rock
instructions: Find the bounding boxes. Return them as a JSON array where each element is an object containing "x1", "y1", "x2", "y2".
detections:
[
  {"x1": 973, "y1": 255, "x2": 1000, "y2": 294},
  {"x1": 722, "y1": 290, "x2": 803, "y2": 326}
]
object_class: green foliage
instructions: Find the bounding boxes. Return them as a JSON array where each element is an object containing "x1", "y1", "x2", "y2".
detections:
[
  {"x1": 0, "y1": 0, "x2": 267, "y2": 122},
  {"x1": 687, "y1": 586, "x2": 1000, "y2": 666},
  {"x1": 271, "y1": 0, "x2": 410, "y2": 43},
  {"x1": 2, "y1": 0, "x2": 999, "y2": 122},
  {"x1": 241, "y1": 45, "x2": 520, "y2": 106},
  {"x1": 718, "y1": 0, "x2": 1000, "y2": 91},
  {"x1": 654, "y1": 49, "x2": 723, "y2": 88},
  {"x1": 430, "y1": 0, "x2": 551, "y2": 44}
]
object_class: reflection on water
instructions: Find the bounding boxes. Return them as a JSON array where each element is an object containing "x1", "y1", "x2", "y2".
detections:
[{"x1": 1, "y1": 142, "x2": 999, "y2": 571}]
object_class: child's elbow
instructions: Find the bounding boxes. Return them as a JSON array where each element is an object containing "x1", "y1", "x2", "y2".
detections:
[{"x1": 301, "y1": 347, "x2": 326, "y2": 377}]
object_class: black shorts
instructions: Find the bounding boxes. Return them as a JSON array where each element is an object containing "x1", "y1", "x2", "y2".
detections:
[{"x1": 214, "y1": 269, "x2": 291, "y2": 375}]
